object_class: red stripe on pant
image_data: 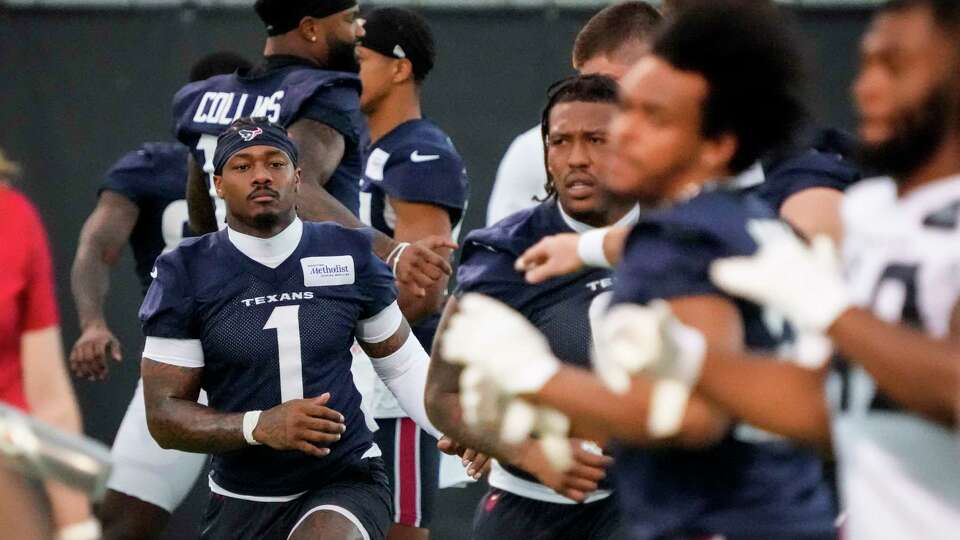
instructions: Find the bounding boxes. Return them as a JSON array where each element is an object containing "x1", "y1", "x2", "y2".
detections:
[{"x1": 395, "y1": 418, "x2": 420, "y2": 527}]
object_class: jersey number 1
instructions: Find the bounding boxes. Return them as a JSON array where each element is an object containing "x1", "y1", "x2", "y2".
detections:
[{"x1": 264, "y1": 305, "x2": 304, "y2": 402}]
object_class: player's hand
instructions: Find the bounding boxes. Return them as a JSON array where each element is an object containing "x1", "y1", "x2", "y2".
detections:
[
  {"x1": 436, "y1": 437, "x2": 490, "y2": 479},
  {"x1": 710, "y1": 222, "x2": 851, "y2": 333},
  {"x1": 517, "y1": 439, "x2": 612, "y2": 503},
  {"x1": 253, "y1": 393, "x2": 346, "y2": 458},
  {"x1": 593, "y1": 301, "x2": 706, "y2": 391},
  {"x1": 393, "y1": 236, "x2": 457, "y2": 298},
  {"x1": 515, "y1": 233, "x2": 582, "y2": 284},
  {"x1": 69, "y1": 322, "x2": 122, "y2": 381}
]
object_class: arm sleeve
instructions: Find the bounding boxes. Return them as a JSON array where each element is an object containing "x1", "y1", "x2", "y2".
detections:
[
  {"x1": 486, "y1": 128, "x2": 547, "y2": 226},
  {"x1": 139, "y1": 253, "x2": 199, "y2": 340},
  {"x1": 21, "y1": 201, "x2": 59, "y2": 331},
  {"x1": 380, "y1": 148, "x2": 468, "y2": 212}
]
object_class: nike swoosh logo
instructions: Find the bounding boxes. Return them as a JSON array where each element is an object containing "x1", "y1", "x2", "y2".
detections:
[
  {"x1": 410, "y1": 151, "x2": 440, "y2": 163},
  {"x1": 150, "y1": 267, "x2": 158, "y2": 279}
]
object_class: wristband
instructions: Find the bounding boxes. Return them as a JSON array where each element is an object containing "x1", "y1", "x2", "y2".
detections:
[
  {"x1": 577, "y1": 228, "x2": 612, "y2": 269},
  {"x1": 647, "y1": 379, "x2": 691, "y2": 438},
  {"x1": 242, "y1": 410, "x2": 263, "y2": 445},
  {"x1": 57, "y1": 518, "x2": 101, "y2": 540},
  {"x1": 388, "y1": 242, "x2": 411, "y2": 276}
]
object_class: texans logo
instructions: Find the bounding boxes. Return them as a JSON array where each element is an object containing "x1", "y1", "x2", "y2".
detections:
[{"x1": 238, "y1": 127, "x2": 263, "y2": 142}]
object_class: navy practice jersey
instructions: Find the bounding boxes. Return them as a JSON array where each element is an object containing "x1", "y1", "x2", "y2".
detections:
[
  {"x1": 457, "y1": 199, "x2": 615, "y2": 489},
  {"x1": 99, "y1": 141, "x2": 191, "y2": 295},
  {"x1": 361, "y1": 118, "x2": 469, "y2": 347},
  {"x1": 172, "y1": 55, "x2": 367, "y2": 215},
  {"x1": 140, "y1": 223, "x2": 396, "y2": 497},
  {"x1": 610, "y1": 188, "x2": 835, "y2": 540},
  {"x1": 748, "y1": 128, "x2": 861, "y2": 212}
]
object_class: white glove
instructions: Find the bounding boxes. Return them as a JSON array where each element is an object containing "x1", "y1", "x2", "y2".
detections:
[
  {"x1": 710, "y1": 222, "x2": 851, "y2": 333},
  {"x1": 442, "y1": 293, "x2": 560, "y2": 395},
  {"x1": 459, "y1": 365, "x2": 573, "y2": 471},
  {"x1": 593, "y1": 300, "x2": 707, "y2": 391}
]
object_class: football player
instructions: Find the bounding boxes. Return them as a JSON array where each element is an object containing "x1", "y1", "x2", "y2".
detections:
[
  {"x1": 441, "y1": 3, "x2": 838, "y2": 539},
  {"x1": 175, "y1": 0, "x2": 453, "y2": 300},
  {"x1": 427, "y1": 74, "x2": 637, "y2": 540},
  {"x1": 353, "y1": 8, "x2": 470, "y2": 540},
  {"x1": 140, "y1": 118, "x2": 441, "y2": 540}
]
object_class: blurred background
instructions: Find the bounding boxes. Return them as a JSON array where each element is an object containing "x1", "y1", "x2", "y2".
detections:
[{"x1": 0, "y1": 1, "x2": 875, "y2": 537}]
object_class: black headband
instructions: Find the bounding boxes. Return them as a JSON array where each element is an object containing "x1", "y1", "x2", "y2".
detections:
[
  {"x1": 359, "y1": 8, "x2": 435, "y2": 81},
  {"x1": 213, "y1": 121, "x2": 299, "y2": 175},
  {"x1": 256, "y1": 0, "x2": 358, "y2": 37}
]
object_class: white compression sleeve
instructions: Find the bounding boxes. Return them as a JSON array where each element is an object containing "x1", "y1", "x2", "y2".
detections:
[{"x1": 368, "y1": 333, "x2": 442, "y2": 439}]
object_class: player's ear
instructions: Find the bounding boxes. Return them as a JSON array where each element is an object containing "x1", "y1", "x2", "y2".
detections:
[
  {"x1": 293, "y1": 168, "x2": 302, "y2": 191},
  {"x1": 213, "y1": 175, "x2": 224, "y2": 198},
  {"x1": 298, "y1": 16, "x2": 320, "y2": 44},
  {"x1": 394, "y1": 58, "x2": 414, "y2": 84},
  {"x1": 700, "y1": 133, "x2": 737, "y2": 174}
]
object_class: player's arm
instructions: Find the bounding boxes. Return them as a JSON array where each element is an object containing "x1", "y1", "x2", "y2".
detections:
[
  {"x1": 186, "y1": 154, "x2": 219, "y2": 234},
  {"x1": 355, "y1": 304, "x2": 441, "y2": 438},
  {"x1": 389, "y1": 197, "x2": 454, "y2": 323},
  {"x1": 69, "y1": 191, "x2": 138, "y2": 380},
  {"x1": 710, "y1": 232, "x2": 959, "y2": 428},
  {"x1": 531, "y1": 297, "x2": 736, "y2": 448},
  {"x1": 779, "y1": 188, "x2": 844, "y2": 244},
  {"x1": 141, "y1": 357, "x2": 345, "y2": 456},
  {"x1": 828, "y1": 306, "x2": 959, "y2": 427},
  {"x1": 287, "y1": 118, "x2": 455, "y2": 297},
  {"x1": 516, "y1": 226, "x2": 630, "y2": 284}
]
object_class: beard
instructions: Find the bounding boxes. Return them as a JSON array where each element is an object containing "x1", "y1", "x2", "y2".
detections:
[
  {"x1": 857, "y1": 83, "x2": 952, "y2": 180},
  {"x1": 326, "y1": 36, "x2": 360, "y2": 73},
  {"x1": 250, "y1": 211, "x2": 281, "y2": 231}
]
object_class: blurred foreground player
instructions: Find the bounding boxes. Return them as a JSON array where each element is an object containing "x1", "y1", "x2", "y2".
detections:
[
  {"x1": 0, "y1": 150, "x2": 101, "y2": 540},
  {"x1": 69, "y1": 53, "x2": 251, "y2": 540},
  {"x1": 140, "y1": 118, "x2": 441, "y2": 540},
  {"x1": 486, "y1": 1, "x2": 661, "y2": 225},
  {"x1": 175, "y1": 0, "x2": 453, "y2": 299},
  {"x1": 638, "y1": 1, "x2": 960, "y2": 537},
  {"x1": 442, "y1": 3, "x2": 837, "y2": 539},
  {"x1": 354, "y1": 8, "x2": 470, "y2": 539},
  {"x1": 427, "y1": 75, "x2": 636, "y2": 540}
]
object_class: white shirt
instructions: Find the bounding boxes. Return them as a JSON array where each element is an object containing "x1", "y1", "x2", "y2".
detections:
[{"x1": 486, "y1": 125, "x2": 547, "y2": 226}]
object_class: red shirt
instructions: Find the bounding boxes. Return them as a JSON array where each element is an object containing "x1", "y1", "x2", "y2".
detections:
[{"x1": 0, "y1": 186, "x2": 59, "y2": 410}]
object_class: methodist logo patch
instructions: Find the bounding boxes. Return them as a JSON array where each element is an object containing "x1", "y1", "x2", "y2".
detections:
[
  {"x1": 301, "y1": 256, "x2": 355, "y2": 287},
  {"x1": 238, "y1": 127, "x2": 263, "y2": 142}
]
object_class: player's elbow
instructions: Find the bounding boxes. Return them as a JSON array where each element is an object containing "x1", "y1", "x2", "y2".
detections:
[{"x1": 144, "y1": 400, "x2": 180, "y2": 450}]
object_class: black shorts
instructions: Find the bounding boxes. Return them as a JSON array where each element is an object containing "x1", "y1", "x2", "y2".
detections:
[
  {"x1": 473, "y1": 487, "x2": 628, "y2": 540},
  {"x1": 200, "y1": 458, "x2": 392, "y2": 540},
  {"x1": 373, "y1": 417, "x2": 440, "y2": 528}
]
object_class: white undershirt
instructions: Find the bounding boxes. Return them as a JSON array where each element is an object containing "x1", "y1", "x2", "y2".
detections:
[
  {"x1": 227, "y1": 217, "x2": 303, "y2": 268},
  {"x1": 557, "y1": 202, "x2": 642, "y2": 233}
]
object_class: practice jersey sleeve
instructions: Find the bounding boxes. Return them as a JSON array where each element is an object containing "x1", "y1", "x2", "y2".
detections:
[
  {"x1": 354, "y1": 232, "x2": 399, "y2": 319},
  {"x1": 99, "y1": 146, "x2": 158, "y2": 205},
  {"x1": 758, "y1": 149, "x2": 861, "y2": 212},
  {"x1": 612, "y1": 221, "x2": 728, "y2": 306},
  {"x1": 380, "y1": 146, "x2": 468, "y2": 212},
  {"x1": 139, "y1": 252, "x2": 199, "y2": 340},
  {"x1": 21, "y1": 199, "x2": 59, "y2": 331},
  {"x1": 298, "y1": 84, "x2": 362, "y2": 147},
  {"x1": 455, "y1": 239, "x2": 540, "y2": 311}
]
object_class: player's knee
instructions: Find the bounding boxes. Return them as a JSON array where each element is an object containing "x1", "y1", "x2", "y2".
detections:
[
  {"x1": 289, "y1": 510, "x2": 366, "y2": 540},
  {"x1": 97, "y1": 492, "x2": 170, "y2": 540}
]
